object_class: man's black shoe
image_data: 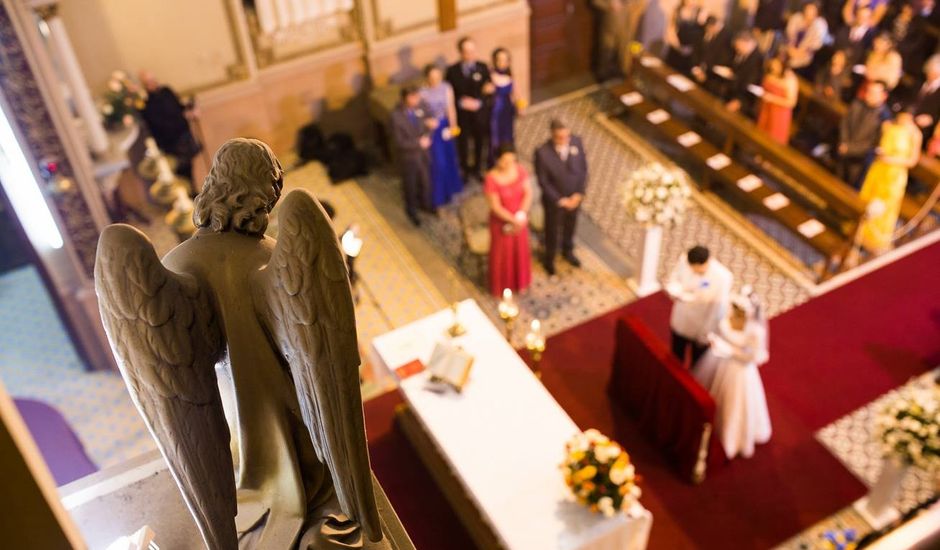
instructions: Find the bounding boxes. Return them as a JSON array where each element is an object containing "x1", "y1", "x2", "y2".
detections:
[{"x1": 562, "y1": 252, "x2": 581, "y2": 268}]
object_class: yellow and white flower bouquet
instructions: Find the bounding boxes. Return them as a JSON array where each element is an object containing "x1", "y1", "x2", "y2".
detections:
[
  {"x1": 876, "y1": 383, "x2": 940, "y2": 469},
  {"x1": 623, "y1": 163, "x2": 691, "y2": 227},
  {"x1": 561, "y1": 429, "x2": 641, "y2": 517}
]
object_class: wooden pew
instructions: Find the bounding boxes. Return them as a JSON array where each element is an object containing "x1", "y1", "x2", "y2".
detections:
[
  {"x1": 630, "y1": 56, "x2": 867, "y2": 229},
  {"x1": 611, "y1": 82, "x2": 848, "y2": 271}
]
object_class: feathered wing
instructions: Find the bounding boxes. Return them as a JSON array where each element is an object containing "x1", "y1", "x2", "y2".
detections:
[
  {"x1": 94, "y1": 224, "x2": 237, "y2": 550},
  {"x1": 255, "y1": 190, "x2": 381, "y2": 542}
]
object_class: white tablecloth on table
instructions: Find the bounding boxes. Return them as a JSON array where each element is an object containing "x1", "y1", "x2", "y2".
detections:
[{"x1": 370, "y1": 300, "x2": 653, "y2": 550}]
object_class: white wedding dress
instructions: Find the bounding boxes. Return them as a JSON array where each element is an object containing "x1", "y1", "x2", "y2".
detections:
[{"x1": 693, "y1": 318, "x2": 772, "y2": 459}]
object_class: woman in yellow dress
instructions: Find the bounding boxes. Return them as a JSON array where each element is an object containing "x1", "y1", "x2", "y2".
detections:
[{"x1": 857, "y1": 109, "x2": 921, "y2": 254}]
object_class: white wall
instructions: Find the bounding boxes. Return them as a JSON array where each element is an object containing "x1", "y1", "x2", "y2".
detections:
[{"x1": 60, "y1": 0, "x2": 241, "y2": 93}]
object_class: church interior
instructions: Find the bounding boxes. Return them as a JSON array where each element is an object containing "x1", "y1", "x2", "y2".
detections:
[{"x1": 1, "y1": 0, "x2": 939, "y2": 548}]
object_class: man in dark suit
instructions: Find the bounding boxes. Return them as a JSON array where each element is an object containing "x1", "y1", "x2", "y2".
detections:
[
  {"x1": 722, "y1": 31, "x2": 764, "y2": 116},
  {"x1": 833, "y1": 6, "x2": 876, "y2": 65},
  {"x1": 691, "y1": 16, "x2": 732, "y2": 85},
  {"x1": 838, "y1": 80, "x2": 890, "y2": 187},
  {"x1": 390, "y1": 86, "x2": 436, "y2": 227},
  {"x1": 534, "y1": 119, "x2": 588, "y2": 275},
  {"x1": 909, "y1": 54, "x2": 940, "y2": 145},
  {"x1": 139, "y1": 71, "x2": 201, "y2": 185},
  {"x1": 446, "y1": 37, "x2": 493, "y2": 180}
]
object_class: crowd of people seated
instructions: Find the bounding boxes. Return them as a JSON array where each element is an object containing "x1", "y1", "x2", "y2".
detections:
[{"x1": 656, "y1": 0, "x2": 939, "y2": 255}]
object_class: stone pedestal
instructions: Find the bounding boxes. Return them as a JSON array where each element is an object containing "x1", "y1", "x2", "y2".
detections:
[
  {"x1": 61, "y1": 450, "x2": 415, "y2": 549},
  {"x1": 853, "y1": 456, "x2": 908, "y2": 530},
  {"x1": 627, "y1": 224, "x2": 663, "y2": 298}
]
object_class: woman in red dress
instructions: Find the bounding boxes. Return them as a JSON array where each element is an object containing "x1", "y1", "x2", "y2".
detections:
[
  {"x1": 756, "y1": 56, "x2": 798, "y2": 145},
  {"x1": 485, "y1": 144, "x2": 532, "y2": 296}
]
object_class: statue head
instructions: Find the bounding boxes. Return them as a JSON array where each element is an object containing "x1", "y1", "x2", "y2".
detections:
[{"x1": 193, "y1": 138, "x2": 284, "y2": 236}]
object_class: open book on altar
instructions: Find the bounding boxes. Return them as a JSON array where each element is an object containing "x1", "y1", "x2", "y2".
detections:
[{"x1": 427, "y1": 340, "x2": 474, "y2": 392}]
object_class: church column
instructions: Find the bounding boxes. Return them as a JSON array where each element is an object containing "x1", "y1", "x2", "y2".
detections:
[
  {"x1": 34, "y1": 3, "x2": 108, "y2": 155},
  {"x1": 255, "y1": 0, "x2": 279, "y2": 34}
]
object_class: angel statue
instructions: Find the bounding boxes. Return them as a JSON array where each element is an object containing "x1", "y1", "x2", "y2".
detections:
[{"x1": 94, "y1": 138, "x2": 387, "y2": 549}]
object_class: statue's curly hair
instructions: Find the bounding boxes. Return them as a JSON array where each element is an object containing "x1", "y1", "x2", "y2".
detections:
[{"x1": 193, "y1": 138, "x2": 283, "y2": 235}]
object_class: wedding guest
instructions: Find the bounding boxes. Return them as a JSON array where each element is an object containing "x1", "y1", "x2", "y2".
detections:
[
  {"x1": 488, "y1": 48, "x2": 523, "y2": 167},
  {"x1": 857, "y1": 108, "x2": 921, "y2": 253},
  {"x1": 756, "y1": 56, "x2": 799, "y2": 145},
  {"x1": 534, "y1": 119, "x2": 588, "y2": 275},
  {"x1": 927, "y1": 124, "x2": 940, "y2": 157},
  {"x1": 665, "y1": 0, "x2": 705, "y2": 76},
  {"x1": 446, "y1": 37, "x2": 494, "y2": 181},
  {"x1": 862, "y1": 33, "x2": 902, "y2": 91},
  {"x1": 816, "y1": 49, "x2": 853, "y2": 102},
  {"x1": 838, "y1": 80, "x2": 891, "y2": 187},
  {"x1": 666, "y1": 245, "x2": 733, "y2": 367},
  {"x1": 784, "y1": 1, "x2": 829, "y2": 78},
  {"x1": 890, "y1": 2, "x2": 934, "y2": 76},
  {"x1": 723, "y1": 31, "x2": 765, "y2": 115},
  {"x1": 390, "y1": 86, "x2": 435, "y2": 227},
  {"x1": 693, "y1": 289, "x2": 772, "y2": 459},
  {"x1": 691, "y1": 16, "x2": 732, "y2": 84},
  {"x1": 908, "y1": 54, "x2": 940, "y2": 144},
  {"x1": 485, "y1": 144, "x2": 532, "y2": 295},
  {"x1": 833, "y1": 6, "x2": 875, "y2": 65},
  {"x1": 420, "y1": 64, "x2": 463, "y2": 208},
  {"x1": 752, "y1": 0, "x2": 788, "y2": 52},
  {"x1": 138, "y1": 71, "x2": 201, "y2": 184},
  {"x1": 843, "y1": 0, "x2": 888, "y2": 26},
  {"x1": 593, "y1": 0, "x2": 648, "y2": 77}
]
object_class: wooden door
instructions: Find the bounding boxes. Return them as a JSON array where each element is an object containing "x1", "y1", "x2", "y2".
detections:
[{"x1": 529, "y1": 0, "x2": 595, "y2": 90}]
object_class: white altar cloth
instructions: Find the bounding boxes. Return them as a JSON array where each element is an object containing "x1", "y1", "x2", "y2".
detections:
[{"x1": 370, "y1": 300, "x2": 652, "y2": 550}]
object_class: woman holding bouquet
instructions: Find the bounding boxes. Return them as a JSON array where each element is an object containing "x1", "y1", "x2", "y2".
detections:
[
  {"x1": 488, "y1": 48, "x2": 524, "y2": 167},
  {"x1": 693, "y1": 288, "x2": 772, "y2": 459},
  {"x1": 485, "y1": 144, "x2": 532, "y2": 296},
  {"x1": 420, "y1": 64, "x2": 464, "y2": 208}
]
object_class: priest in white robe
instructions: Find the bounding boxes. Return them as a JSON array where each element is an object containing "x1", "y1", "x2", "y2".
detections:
[{"x1": 665, "y1": 245, "x2": 733, "y2": 366}]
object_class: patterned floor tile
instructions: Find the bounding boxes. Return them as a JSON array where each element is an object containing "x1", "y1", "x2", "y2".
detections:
[{"x1": 516, "y1": 89, "x2": 811, "y2": 317}]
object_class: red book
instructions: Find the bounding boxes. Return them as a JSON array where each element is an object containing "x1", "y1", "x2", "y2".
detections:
[{"x1": 395, "y1": 359, "x2": 425, "y2": 380}]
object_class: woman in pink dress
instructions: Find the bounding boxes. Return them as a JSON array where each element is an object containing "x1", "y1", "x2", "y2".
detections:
[
  {"x1": 756, "y1": 56, "x2": 798, "y2": 145},
  {"x1": 485, "y1": 143, "x2": 532, "y2": 296}
]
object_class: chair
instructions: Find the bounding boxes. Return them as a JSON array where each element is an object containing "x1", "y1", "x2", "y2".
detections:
[
  {"x1": 527, "y1": 177, "x2": 545, "y2": 252},
  {"x1": 457, "y1": 192, "x2": 491, "y2": 284}
]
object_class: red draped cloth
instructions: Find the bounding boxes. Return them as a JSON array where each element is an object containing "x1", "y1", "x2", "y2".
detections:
[{"x1": 608, "y1": 315, "x2": 727, "y2": 482}]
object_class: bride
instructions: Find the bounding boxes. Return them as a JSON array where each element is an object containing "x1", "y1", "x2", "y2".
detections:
[{"x1": 693, "y1": 287, "x2": 772, "y2": 459}]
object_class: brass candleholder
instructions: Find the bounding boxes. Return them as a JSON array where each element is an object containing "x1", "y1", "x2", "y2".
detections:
[
  {"x1": 497, "y1": 288, "x2": 519, "y2": 341},
  {"x1": 447, "y1": 301, "x2": 466, "y2": 338},
  {"x1": 525, "y1": 319, "x2": 546, "y2": 378}
]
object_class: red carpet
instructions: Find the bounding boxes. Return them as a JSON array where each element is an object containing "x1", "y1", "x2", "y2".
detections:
[{"x1": 365, "y1": 242, "x2": 940, "y2": 549}]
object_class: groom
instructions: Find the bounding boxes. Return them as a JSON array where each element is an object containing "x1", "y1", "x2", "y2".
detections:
[{"x1": 665, "y1": 245, "x2": 733, "y2": 366}]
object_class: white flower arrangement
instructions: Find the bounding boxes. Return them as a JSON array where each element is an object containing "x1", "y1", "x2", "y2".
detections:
[
  {"x1": 561, "y1": 429, "x2": 641, "y2": 517},
  {"x1": 875, "y1": 383, "x2": 940, "y2": 470},
  {"x1": 623, "y1": 163, "x2": 692, "y2": 227}
]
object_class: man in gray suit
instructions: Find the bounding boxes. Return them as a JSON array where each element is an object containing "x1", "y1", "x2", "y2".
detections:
[
  {"x1": 534, "y1": 119, "x2": 588, "y2": 275},
  {"x1": 390, "y1": 85, "x2": 437, "y2": 226},
  {"x1": 838, "y1": 80, "x2": 890, "y2": 188}
]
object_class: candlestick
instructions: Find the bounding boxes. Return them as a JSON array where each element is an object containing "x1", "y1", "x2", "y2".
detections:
[
  {"x1": 497, "y1": 288, "x2": 519, "y2": 341},
  {"x1": 447, "y1": 301, "x2": 466, "y2": 338},
  {"x1": 525, "y1": 319, "x2": 546, "y2": 378}
]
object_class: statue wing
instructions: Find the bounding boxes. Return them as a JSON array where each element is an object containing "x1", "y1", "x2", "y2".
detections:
[
  {"x1": 255, "y1": 190, "x2": 381, "y2": 542},
  {"x1": 95, "y1": 224, "x2": 237, "y2": 550}
]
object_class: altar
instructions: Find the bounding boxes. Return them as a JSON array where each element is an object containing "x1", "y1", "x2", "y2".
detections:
[{"x1": 370, "y1": 300, "x2": 653, "y2": 550}]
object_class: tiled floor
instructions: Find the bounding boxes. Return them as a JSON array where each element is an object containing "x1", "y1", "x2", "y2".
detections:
[{"x1": 0, "y1": 266, "x2": 155, "y2": 468}]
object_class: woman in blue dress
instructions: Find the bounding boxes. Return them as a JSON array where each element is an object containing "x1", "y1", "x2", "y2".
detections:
[
  {"x1": 420, "y1": 64, "x2": 463, "y2": 208},
  {"x1": 488, "y1": 48, "x2": 524, "y2": 168}
]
